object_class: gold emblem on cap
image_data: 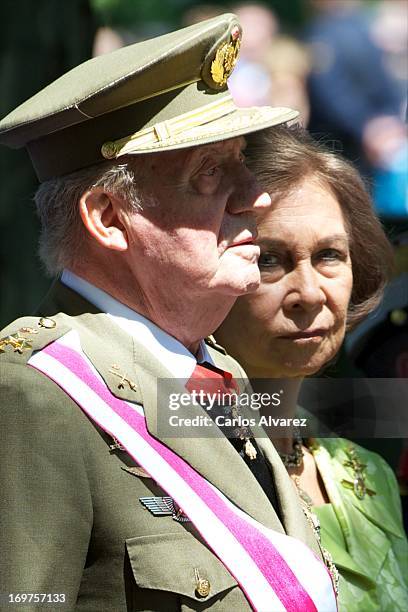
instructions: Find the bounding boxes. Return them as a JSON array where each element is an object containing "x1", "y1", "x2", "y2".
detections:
[
  {"x1": 211, "y1": 27, "x2": 241, "y2": 87},
  {"x1": 194, "y1": 568, "x2": 210, "y2": 598}
]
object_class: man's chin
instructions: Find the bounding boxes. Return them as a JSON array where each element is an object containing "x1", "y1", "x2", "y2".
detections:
[
  {"x1": 237, "y1": 275, "x2": 261, "y2": 295},
  {"x1": 210, "y1": 270, "x2": 261, "y2": 296},
  {"x1": 207, "y1": 251, "x2": 261, "y2": 295}
]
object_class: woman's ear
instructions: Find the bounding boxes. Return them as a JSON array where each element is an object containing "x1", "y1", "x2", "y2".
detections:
[{"x1": 79, "y1": 188, "x2": 128, "y2": 251}]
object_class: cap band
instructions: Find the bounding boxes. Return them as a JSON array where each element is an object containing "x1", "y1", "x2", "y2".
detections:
[{"x1": 101, "y1": 93, "x2": 237, "y2": 159}]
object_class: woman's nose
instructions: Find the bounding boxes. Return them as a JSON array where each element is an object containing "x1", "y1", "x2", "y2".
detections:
[{"x1": 283, "y1": 264, "x2": 326, "y2": 313}]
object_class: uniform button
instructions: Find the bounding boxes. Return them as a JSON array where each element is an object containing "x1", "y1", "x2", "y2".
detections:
[
  {"x1": 195, "y1": 579, "x2": 211, "y2": 598},
  {"x1": 194, "y1": 568, "x2": 211, "y2": 598}
]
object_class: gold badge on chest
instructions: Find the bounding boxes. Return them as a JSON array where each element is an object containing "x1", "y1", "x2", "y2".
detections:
[
  {"x1": 341, "y1": 445, "x2": 376, "y2": 499},
  {"x1": 109, "y1": 363, "x2": 137, "y2": 391}
]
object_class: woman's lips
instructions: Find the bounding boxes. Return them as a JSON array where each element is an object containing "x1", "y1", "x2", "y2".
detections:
[{"x1": 278, "y1": 329, "x2": 328, "y2": 340}]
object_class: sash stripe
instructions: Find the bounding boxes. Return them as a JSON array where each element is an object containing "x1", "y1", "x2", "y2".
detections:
[{"x1": 28, "y1": 332, "x2": 336, "y2": 612}]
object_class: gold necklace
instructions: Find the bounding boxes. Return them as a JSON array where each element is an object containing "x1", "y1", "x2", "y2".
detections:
[
  {"x1": 277, "y1": 432, "x2": 303, "y2": 467},
  {"x1": 289, "y1": 452, "x2": 340, "y2": 597}
]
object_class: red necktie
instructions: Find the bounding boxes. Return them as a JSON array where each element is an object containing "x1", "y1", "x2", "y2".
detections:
[
  {"x1": 186, "y1": 361, "x2": 257, "y2": 460},
  {"x1": 186, "y1": 361, "x2": 239, "y2": 395}
]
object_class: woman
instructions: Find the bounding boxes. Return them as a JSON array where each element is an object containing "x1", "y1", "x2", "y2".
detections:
[{"x1": 216, "y1": 126, "x2": 408, "y2": 611}]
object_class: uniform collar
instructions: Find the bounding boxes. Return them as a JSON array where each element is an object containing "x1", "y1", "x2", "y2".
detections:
[{"x1": 61, "y1": 269, "x2": 212, "y2": 381}]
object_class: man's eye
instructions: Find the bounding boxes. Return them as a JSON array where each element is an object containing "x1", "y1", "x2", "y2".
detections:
[
  {"x1": 203, "y1": 166, "x2": 219, "y2": 176},
  {"x1": 258, "y1": 252, "x2": 280, "y2": 267}
]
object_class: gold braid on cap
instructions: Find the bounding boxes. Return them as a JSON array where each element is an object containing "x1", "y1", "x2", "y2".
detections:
[{"x1": 101, "y1": 94, "x2": 237, "y2": 159}]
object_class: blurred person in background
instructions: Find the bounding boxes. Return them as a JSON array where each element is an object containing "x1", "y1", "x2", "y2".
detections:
[
  {"x1": 216, "y1": 125, "x2": 408, "y2": 611},
  {"x1": 182, "y1": 3, "x2": 227, "y2": 27},
  {"x1": 262, "y1": 34, "x2": 311, "y2": 126},
  {"x1": 227, "y1": 2, "x2": 311, "y2": 124},
  {"x1": 304, "y1": 0, "x2": 407, "y2": 218},
  {"x1": 303, "y1": 0, "x2": 407, "y2": 481}
]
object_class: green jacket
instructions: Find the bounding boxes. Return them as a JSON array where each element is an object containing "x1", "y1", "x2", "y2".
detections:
[
  {"x1": 0, "y1": 282, "x2": 321, "y2": 612},
  {"x1": 312, "y1": 438, "x2": 408, "y2": 611}
]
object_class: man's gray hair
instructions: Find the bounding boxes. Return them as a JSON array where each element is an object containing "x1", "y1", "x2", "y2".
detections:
[{"x1": 35, "y1": 158, "x2": 143, "y2": 276}]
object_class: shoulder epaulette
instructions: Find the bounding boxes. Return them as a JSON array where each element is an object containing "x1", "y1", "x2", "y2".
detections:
[{"x1": 0, "y1": 315, "x2": 70, "y2": 364}]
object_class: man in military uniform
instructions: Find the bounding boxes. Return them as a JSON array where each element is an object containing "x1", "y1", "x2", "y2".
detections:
[{"x1": 0, "y1": 15, "x2": 336, "y2": 612}]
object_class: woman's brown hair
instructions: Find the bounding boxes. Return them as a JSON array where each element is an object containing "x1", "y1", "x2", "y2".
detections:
[{"x1": 246, "y1": 125, "x2": 394, "y2": 328}]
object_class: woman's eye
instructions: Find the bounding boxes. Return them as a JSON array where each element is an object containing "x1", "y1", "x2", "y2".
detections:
[
  {"x1": 258, "y1": 252, "x2": 280, "y2": 267},
  {"x1": 316, "y1": 249, "x2": 344, "y2": 262}
]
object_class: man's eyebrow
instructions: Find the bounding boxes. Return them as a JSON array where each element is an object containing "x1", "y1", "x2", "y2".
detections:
[{"x1": 198, "y1": 136, "x2": 247, "y2": 155}]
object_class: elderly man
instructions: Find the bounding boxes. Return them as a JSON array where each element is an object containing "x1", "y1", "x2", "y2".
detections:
[{"x1": 0, "y1": 14, "x2": 336, "y2": 612}]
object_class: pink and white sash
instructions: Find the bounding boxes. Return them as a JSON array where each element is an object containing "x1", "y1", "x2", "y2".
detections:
[{"x1": 28, "y1": 331, "x2": 337, "y2": 612}]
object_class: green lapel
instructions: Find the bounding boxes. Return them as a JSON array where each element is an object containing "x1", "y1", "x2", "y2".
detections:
[
  {"x1": 314, "y1": 440, "x2": 403, "y2": 538},
  {"x1": 312, "y1": 503, "x2": 376, "y2": 586},
  {"x1": 312, "y1": 440, "x2": 402, "y2": 582}
]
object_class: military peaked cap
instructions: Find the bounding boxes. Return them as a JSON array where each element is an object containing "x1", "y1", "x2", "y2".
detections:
[{"x1": 0, "y1": 14, "x2": 298, "y2": 181}]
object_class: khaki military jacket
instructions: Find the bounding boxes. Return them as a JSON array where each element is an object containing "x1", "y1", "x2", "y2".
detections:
[{"x1": 0, "y1": 282, "x2": 321, "y2": 611}]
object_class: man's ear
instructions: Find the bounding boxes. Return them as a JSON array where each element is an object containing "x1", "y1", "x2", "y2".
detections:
[{"x1": 79, "y1": 188, "x2": 128, "y2": 251}]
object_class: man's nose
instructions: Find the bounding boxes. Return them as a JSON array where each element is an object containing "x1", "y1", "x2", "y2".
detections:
[
  {"x1": 283, "y1": 264, "x2": 326, "y2": 313},
  {"x1": 227, "y1": 167, "x2": 271, "y2": 213},
  {"x1": 253, "y1": 191, "x2": 272, "y2": 209}
]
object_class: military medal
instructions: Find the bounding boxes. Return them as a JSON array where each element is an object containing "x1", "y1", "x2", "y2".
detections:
[
  {"x1": 230, "y1": 404, "x2": 257, "y2": 460},
  {"x1": 243, "y1": 438, "x2": 257, "y2": 460},
  {"x1": 139, "y1": 496, "x2": 174, "y2": 516},
  {"x1": 139, "y1": 496, "x2": 190, "y2": 522}
]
